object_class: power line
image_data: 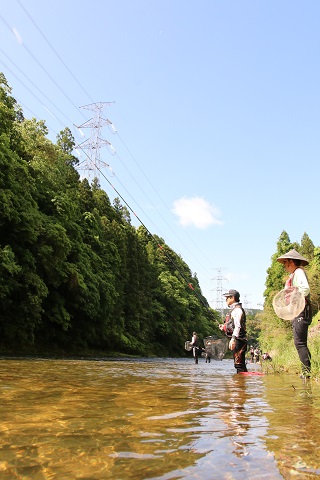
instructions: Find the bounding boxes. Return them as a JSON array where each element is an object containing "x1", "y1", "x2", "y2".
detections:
[
  {"x1": 15, "y1": 0, "x2": 94, "y2": 103},
  {"x1": 0, "y1": 48, "x2": 74, "y2": 127},
  {"x1": 0, "y1": 14, "x2": 87, "y2": 119},
  {"x1": 14, "y1": 96, "x2": 59, "y2": 137},
  {"x1": 116, "y1": 131, "x2": 217, "y2": 274},
  {"x1": 114, "y1": 146, "x2": 214, "y2": 279},
  {"x1": 242, "y1": 294, "x2": 253, "y2": 314}
]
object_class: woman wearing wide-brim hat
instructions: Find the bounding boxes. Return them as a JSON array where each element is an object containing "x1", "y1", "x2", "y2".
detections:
[{"x1": 276, "y1": 249, "x2": 312, "y2": 378}]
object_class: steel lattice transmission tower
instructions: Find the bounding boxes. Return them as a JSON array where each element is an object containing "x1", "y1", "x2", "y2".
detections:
[
  {"x1": 76, "y1": 102, "x2": 115, "y2": 179},
  {"x1": 242, "y1": 294, "x2": 252, "y2": 314},
  {"x1": 211, "y1": 268, "x2": 229, "y2": 320}
]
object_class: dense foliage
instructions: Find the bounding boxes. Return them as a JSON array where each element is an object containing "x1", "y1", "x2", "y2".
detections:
[{"x1": 0, "y1": 74, "x2": 220, "y2": 356}]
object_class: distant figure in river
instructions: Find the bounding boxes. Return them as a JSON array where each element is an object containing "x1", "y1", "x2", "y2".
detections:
[
  {"x1": 205, "y1": 349, "x2": 211, "y2": 363},
  {"x1": 254, "y1": 347, "x2": 260, "y2": 363},
  {"x1": 219, "y1": 289, "x2": 248, "y2": 374},
  {"x1": 277, "y1": 249, "x2": 312, "y2": 379},
  {"x1": 190, "y1": 332, "x2": 201, "y2": 364},
  {"x1": 250, "y1": 345, "x2": 254, "y2": 363},
  {"x1": 262, "y1": 352, "x2": 272, "y2": 361}
]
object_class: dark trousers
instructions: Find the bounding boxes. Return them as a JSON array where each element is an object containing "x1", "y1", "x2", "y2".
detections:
[
  {"x1": 233, "y1": 339, "x2": 247, "y2": 373},
  {"x1": 293, "y1": 311, "x2": 311, "y2": 373}
]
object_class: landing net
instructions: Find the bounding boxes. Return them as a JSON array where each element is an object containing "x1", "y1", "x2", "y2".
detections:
[
  {"x1": 203, "y1": 336, "x2": 229, "y2": 360},
  {"x1": 185, "y1": 336, "x2": 229, "y2": 360},
  {"x1": 272, "y1": 287, "x2": 305, "y2": 321}
]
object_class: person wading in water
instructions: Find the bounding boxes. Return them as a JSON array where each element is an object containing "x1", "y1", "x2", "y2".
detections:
[
  {"x1": 190, "y1": 332, "x2": 201, "y2": 364},
  {"x1": 219, "y1": 289, "x2": 248, "y2": 373}
]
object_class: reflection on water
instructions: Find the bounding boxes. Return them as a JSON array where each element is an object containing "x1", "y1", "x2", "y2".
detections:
[
  {"x1": 0, "y1": 358, "x2": 319, "y2": 479},
  {"x1": 263, "y1": 374, "x2": 320, "y2": 479}
]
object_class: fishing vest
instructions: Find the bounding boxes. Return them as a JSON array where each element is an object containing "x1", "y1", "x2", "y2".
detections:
[
  {"x1": 192, "y1": 335, "x2": 200, "y2": 347},
  {"x1": 223, "y1": 303, "x2": 247, "y2": 340}
]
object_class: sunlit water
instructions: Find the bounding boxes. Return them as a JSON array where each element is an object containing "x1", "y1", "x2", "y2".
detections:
[{"x1": 0, "y1": 357, "x2": 320, "y2": 479}]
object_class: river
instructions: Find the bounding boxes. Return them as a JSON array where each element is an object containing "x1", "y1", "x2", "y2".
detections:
[{"x1": 0, "y1": 357, "x2": 320, "y2": 479}]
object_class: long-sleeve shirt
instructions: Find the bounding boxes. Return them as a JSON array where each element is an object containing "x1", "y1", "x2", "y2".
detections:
[
  {"x1": 230, "y1": 303, "x2": 243, "y2": 339},
  {"x1": 286, "y1": 268, "x2": 310, "y2": 297}
]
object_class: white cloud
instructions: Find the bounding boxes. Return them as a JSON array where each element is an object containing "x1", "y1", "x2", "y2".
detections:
[{"x1": 172, "y1": 196, "x2": 223, "y2": 229}]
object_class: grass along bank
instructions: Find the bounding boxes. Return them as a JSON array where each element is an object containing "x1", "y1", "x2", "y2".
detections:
[{"x1": 260, "y1": 312, "x2": 320, "y2": 379}]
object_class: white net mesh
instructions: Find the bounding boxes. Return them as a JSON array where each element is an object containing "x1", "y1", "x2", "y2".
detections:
[
  {"x1": 272, "y1": 287, "x2": 305, "y2": 320},
  {"x1": 185, "y1": 336, "x2": 229, "y2": 360},
  {"x1": 203, "y1": 336, "x2": 229, "y2": 360}
]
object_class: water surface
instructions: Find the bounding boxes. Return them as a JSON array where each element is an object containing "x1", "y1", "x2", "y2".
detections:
[{"x1": 0, "y1": 357, "x2": 319, "y2": 479}]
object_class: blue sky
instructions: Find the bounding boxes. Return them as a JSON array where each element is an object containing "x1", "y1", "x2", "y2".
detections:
[{"x1": 1, "y1": 1, "x2": 319, "y2": 312}]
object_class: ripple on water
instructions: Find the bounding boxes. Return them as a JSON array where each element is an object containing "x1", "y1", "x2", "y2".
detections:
[{"x1": 1, "y1": 357, "x2": 320, "y2": 479}]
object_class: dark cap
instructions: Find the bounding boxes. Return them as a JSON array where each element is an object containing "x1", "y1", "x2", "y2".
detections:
[{"x1": 223, "y1": 289, "x2": 240, "y2": 298}]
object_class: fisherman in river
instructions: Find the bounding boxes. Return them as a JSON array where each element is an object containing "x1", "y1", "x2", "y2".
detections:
[
  {"x1": 254, "y1": 347, "x2": 261, "y2": 363},
  {"x1": 190, "y1": 332, "x2": 202, "y2": 364},
  {"x1": 250, "y1": 345, "x2": 254, "y2": 363},
  {"x1": 219, "y1": 289, "x2": 248, "y2": 373}
]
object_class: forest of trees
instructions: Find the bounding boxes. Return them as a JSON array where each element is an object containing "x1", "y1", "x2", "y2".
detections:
[{"x1": 0, "y1": 73, "x2": 221, "y2": 357}]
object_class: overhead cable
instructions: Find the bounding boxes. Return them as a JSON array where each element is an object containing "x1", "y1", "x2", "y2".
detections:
[
  {"x1": 0, "y1": 14, "x2": 87, "y2": 120},
  {"x1": 15, "y1": 0, "x2": 94, "y2": 103},
  {"x1": 0, "y1": 48, "x2": 74, "y2": 127}
]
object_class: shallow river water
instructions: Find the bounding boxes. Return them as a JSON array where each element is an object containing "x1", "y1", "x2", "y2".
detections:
[{"x1": 0, "y1": 357, "x2": 320, "y2": 479}]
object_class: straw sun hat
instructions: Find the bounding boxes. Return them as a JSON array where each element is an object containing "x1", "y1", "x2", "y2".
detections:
[{"x1": 276, "y1": 249, "x2": 309, "y2": 266}]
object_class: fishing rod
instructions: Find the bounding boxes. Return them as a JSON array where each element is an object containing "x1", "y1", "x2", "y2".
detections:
[{"x1": 76, "y1": 147, "x2": 221, "y2": 326}]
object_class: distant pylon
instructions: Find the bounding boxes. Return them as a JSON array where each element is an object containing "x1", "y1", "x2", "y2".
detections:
[
  {"x1": 75, "y1": 102, "x2": 115, "y2": 179},
  {"x1": 243, "y1": 294, "x2": 252, "y2": 314},
  {"x1": 211, "y1": 268, "x2": 229, "y2": 320}
]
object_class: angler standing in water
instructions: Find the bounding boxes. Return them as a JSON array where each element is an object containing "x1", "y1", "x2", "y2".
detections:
[
  {"x1": 190, "y1": 332, "x2": 201, "y2": 364},
  {"x1": 219, "y1": 289, "x2": 248, "y2": 373},
  {"x1": 276, "y1": 249, "x2": 312, "y2": 378}
]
